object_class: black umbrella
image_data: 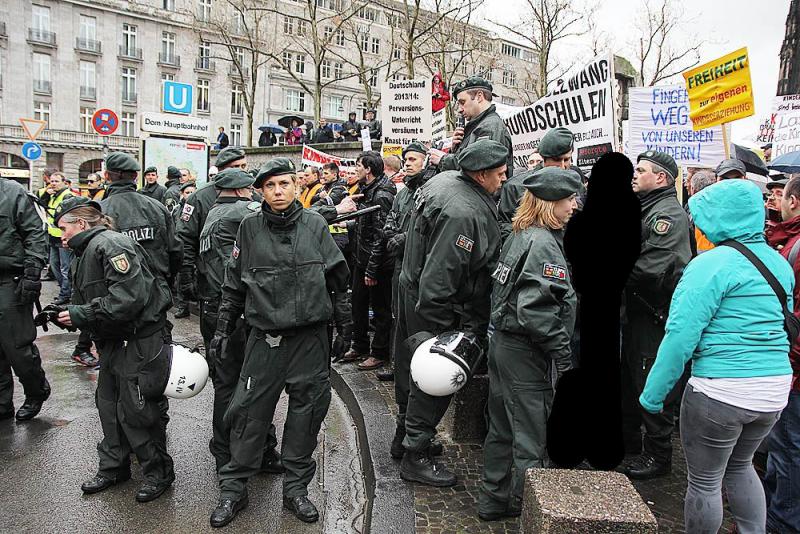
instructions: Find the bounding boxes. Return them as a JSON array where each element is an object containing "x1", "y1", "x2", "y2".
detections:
[
  {"x1": 731, "y1": 144, "x2": 769, "y2": 176},
  {"x1": 278, "y1": 115, "x2": 304, "y2": 129}
]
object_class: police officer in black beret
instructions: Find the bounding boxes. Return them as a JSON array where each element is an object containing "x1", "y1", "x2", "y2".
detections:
[
  {"x1": 622, "y1": 150, "x2": 691, "y2": 479},
  {"x1": 0, "y1": 174, "x2": 50, "y2": 421},
  {"x1": 140, "y1": 166, "x2": 167, "y2": 203},
  {"x1": 162, "y1": 166, "x2": 183, "y2": 212}
]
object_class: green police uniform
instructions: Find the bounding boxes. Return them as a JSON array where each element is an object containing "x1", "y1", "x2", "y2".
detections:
[
  {"x1": 395, "y1": 141, "x2": 503, "y2": 461},
  {"x1": 215, "y1": 199, "x2": 349, "y2": 501},
  {"x1": 479, "y1": 167, "x2": 580, "y2": 516},
  {"x1": 65, "y1": 224, "x2": 175, "y2": 488},
  {"x1": 622, "y1": 151, "x2": 691, "y2": 467},
  {"x1": 162, "y1": 166, "x2": 183, "y2": 213},
  {"x1": 0, "y1": 178, "x2": 50, "y2": 417}
]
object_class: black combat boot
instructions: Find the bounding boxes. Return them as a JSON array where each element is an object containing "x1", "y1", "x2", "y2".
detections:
[
  {"x1": 623, "y1": 452, "x2": 671, "y2": 480},
  {"x1": 283, "y1": 495, "x2": 319, "y2": 523},
  {"x1": 81, "y1": 471, "x2": 131, "y2": 494},
  {"x1": 400, "y1": 448, "x2": 457, "y2": 487},
  {"x1": 210, "y1": 493, "x2": 249, "y2": 528},
  {"x1": 16, "y1": 379, "x2": 51, "y2": 421}
]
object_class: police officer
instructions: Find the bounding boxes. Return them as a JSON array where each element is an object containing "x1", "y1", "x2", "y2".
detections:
[
  {"x1": 197, "y1": 168, "x2": 282, "y2": 475},
  {"x1": 140, "y1": 166, "x2": 167, "y2": 203},
  {"x1": 438, "y1": 77, "x2": 513, "y2": 179},
  {"x1": 622, "y1": 150, "x2": 691, "y2": 479},
  {"x1": 162, "y1": 166, "x2": 183, "y2": 212},
  {"x1": 395, "y1": 139, "x2": 506, "y2": 486},
  {"x1": 54, "y1": 197, "x2": 175, "y2": 502},
  {"x1": 0, "y1": 176, "x2": 50, "y2": 421},
  {"x1": 100, "y1": 152, "x2": 182, "y2": 288},
  {"x1": 208, "y1": 158, "x2": 349, "y2": 527},
  {"x1": 479, "y1": 167, "x2": 581, "y2": 521},
  {"x1": 177, "y1": 147, "x2": 246, "y2": 349}
]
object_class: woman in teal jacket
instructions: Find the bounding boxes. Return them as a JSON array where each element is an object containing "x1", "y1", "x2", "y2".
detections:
[{"x1": 640, "y1": 179, "x2": 793, "y2": 534}]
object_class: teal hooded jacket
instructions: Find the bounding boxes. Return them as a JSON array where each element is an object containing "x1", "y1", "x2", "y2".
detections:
[{"x1": 640, "y1": 179, "x2": 794, "y2": 413}]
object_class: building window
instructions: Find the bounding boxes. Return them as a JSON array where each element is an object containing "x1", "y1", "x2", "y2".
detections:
[
  {"x1": 283, "y1": 15, "x2": 294, "y2": 35},
  {"x1": 285, "y1": 89, "x2": 305, "y2": 112},
  {"x1": 282, "y1": 51, "x2": 292, "y2": 70},
  {"x1": 295, "y1": 54, "x2": 306, "y2": 74},
  {"x1": 32, "y1": 5, "x2": 51, "y2": 33},
  {"x1": 325, "y1": 95, "x2": 345, "y2": 119},
  {"x1": 335, "y1": 29, "x2": 345, "y2": 47},
  {"x1": 163, "y1": 0, "x2": 175, "y2": 10},
  {"x1": 484, "y1": 67, "x2": 493, "y2": 82},
  {"x1": 33, "y1": 53, "x2": 51, "y2": 93},
  {"x1": 230, "y1": 124, "x2": 241, "y2": 146},
  {"x1": 360, "y1": 33, "x2": 369, "y2": 53},
  {"x1": 461, "y1": 62, "x2": 468, "y2": 75},
  {"x1": 232, "y1": 12, "x2": 244, "y2": 34},
  {"x1": 198, "y1": 40, "x2": 211, "y2": 69},
  {"x1": 323, "y1": 25, "x2": 333, "y2": 42},
  {"x1": 161, "y1": 72, "x2": 175, "y2": 81},
  {"x1": 122, "y1": 67, "x2": 137, "y2": 102},
  {"x1": 79, "y1": 15, "x2": 96, "y2": 42},
  {"x1": 197, "y1": 79, "x2": 210, "y2": 112},
  {"x1": 122, "y1": 23, "x2": 137, "y2": 54},
  {"x1": 334, "y1": 61, "x2": 343, "y2": 80},
  {"x1": 161, "y1": 32, "x2": 176, "y2": 61},
  {"x1": 198, "y1": 0, "x2": 212, "y2": 21},
  {"x1": 321, "y1": 59, "x2": 331, "y2": 79},
  {"x1": 317, "y1": 0, "x2": 342, "y2": 9},
  {"x1": 231, "y1": 83, "x2": 243, "y2": 115},
  {"x1": 297, "y1": 19, "x2": 307, "y2": 37},
  {"x1": 79, "y1": 61, "x2": 96, "y2": 99},
  {"x1": 121, "y1": 112, "x2": 135, "y2": 136},
  {"x1": 386, "y1": 13, "x2": 403, "y2": 28},
  {"x1": 393, "y1": 45, "x2": 402, "y2": 60},
  {"x1": 357, "y1": 6, "x2": 377, "y2": 22},
  {"x1": 368, "y1": 68, "x2": 378, "y2": 88},
  {"x1": 80, "y1": 106, "x2": 94, "y2": 133},
  {"x1": 234, "y1": 46, "x2": 245, "y2": 67},
  {"x1": 371, "y1": 37, "x2": 380, "y2": 55},
  {"x1": 500, "y1": 96, "x2": 517, "y2": 106},
  {"x1": 33, "y1": 101, "x2": 51, "y2": 126},
  {"x1": 392, "y1": 72, "x2": 407, "y2": 81},
  {"x1": 502, "y1": 70, "x2": 516, "y2": 87},
  {"x1": 501, "y1": 43, "x2": 521, "y2": 58}
]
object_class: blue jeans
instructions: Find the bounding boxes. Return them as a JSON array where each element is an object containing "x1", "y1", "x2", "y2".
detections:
[
  {"x1": 765, "y1": 389, "x2": 800, "y2": 533},
  {"x1": 49, "y1": 239, "x2": 73, "y2": 300}
]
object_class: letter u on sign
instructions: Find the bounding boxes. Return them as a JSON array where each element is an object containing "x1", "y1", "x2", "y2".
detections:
[{"x1": 162, "y1": 81, "x2": 193, "y2": 115}]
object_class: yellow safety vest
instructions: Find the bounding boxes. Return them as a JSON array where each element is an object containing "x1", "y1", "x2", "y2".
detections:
[
  {"x1": 46, "y1": 188, "x2": 72, "y2": 238},
  {"x1": 301, "y1": 183, "x2": 322, "y2": 209},
  {"x1": 348, "y1": 184, "x2": 359, "y2": 196}
]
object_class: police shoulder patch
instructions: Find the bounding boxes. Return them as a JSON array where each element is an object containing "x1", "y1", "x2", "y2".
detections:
[
  {"x1": 247, "y1": 201, "x2": 260, "y2": 212},
  {"x1": 232, "y1": 243, "x2": 240, "y2": 259},
  {"x1": 110, "y1": 253, "x2": 131, "y2": 274},
  {"x1": 456, "y1": 234, "x2": 474, "y2": 253},
  {"x1": 180, "y1": 203, "x2": 195, "y2": 222},
  {"x1": 542, "y1": 263, "x2": 567, "y2": 281},
  {"x1": 652, "y1": 218, "x2": 672, "y2": 235}
]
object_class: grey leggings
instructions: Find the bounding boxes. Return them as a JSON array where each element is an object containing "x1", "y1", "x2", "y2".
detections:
[{"x1": 681, "y1": 384, "x2": 781, "y2": 534}]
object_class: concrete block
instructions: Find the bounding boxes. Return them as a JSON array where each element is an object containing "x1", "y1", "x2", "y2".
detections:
[
  {"x1": 439, "y1": 373, "x2": 488, "y2": 442},
  {"x1": 522, "y1": 468, "x2": 658, "y2": 534}
]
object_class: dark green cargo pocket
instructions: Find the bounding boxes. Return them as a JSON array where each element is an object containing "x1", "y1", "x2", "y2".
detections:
[
  {"x1": 120, "y1": 378, "x2": 160, "y2": 428},
  {"x1": 137, "y1": 343, "x2": 171, "y2": 400}
]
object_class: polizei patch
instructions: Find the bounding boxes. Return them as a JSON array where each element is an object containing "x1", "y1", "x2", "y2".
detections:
[
  {"x1": 492, "y1": 262, "x2": 511, "y2": 284},
  {"x1": 653, "y1": 218, "x2": 672, "y2": 235},
  {"x1": 110, "y1": 253, "x2": 130, "y2": 274},
  {"x1": 456, "y1": 234, "x2": 474, "y2": 252},
  {"x1": 542, "y1": 263, "x2": 566, "y2": 281}
]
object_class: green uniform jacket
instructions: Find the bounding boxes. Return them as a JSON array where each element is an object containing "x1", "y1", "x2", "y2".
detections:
[
  {"x1": 140, "y1": 182, "x2": 168, "y2": 204},
  {"x1": 628, "y1": 186, "x2": 692, "y2": 309},
  {"x1": 399, "y1": 170, "x2": 501, "y2": 336},
  {"x1": 490, "y1": 226, "x2": 576, "y2": 369},
  {"x1": 439, "y1": 104, "x2": 514, "y2": 179},
  {"x1": 383, "y1": 169, "x2": 431, "y2": 265},
  {"x1": 176, "y1": 182, "x2": 219, "y2": 280},
  {"x1": 198, "y1": 197, "x2": 260, "y2": 301},
  {"x1": 219, "y1": 200, "x2": 350, "y2": 332},
  {"x1": 163, "y1": 180, "x2": 181, "y2": 212},
  {"x1": 102, "y1": 181, "x2": 183, "y2": 282},
  {"x1": 0, "y1": 178, "x2": 47, "y2": 273},
  {"x1": 66, "y1": 226, "x2": 171, "y2": 339}
]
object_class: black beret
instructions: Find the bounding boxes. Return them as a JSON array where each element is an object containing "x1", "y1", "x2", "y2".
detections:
[
  {"x1": 167, "y1": 166, "x2": 181, "y2": 180},
  {"x1": 523, "y1": 167, "x2": 582, "y2": 201},
  {"x1": 402, "y1": 142, "x2": 428, "y2": 159},
  {"x1": 105, "y1": 152, "x2": 140, "y2": 172},
  {"x1": 143, "y1": 166, "x2": 158, "y2": 175},
  {"x1": 452, "y1": 76, "x2": 494, "y2": 98},
  {"x1": 254, "y1": 158, "x2": 297, "y2": 188},
  {"x1": 538, "y1": 128, "x2": 574, "y2": 158},
  {"x1": 456, "y1": 139, "x2": 508, "y2": 172},
  {"x1": 179, "y1": 181, "x2": 197, "y2": 192},
  {"x1": 638, "y1": 150, "x2": 678, "y2": 180},
  {"x1": 215, "y1": 168, "x2": 255, "y2": 190},
  {"x1": 53, "y1": 196, "x2": 102, "y2": 226},
  {"x1": 215, "y1": 147, "x2": 246, "y2": 169}
]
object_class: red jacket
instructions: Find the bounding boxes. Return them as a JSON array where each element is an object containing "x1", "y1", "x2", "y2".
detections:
[{"x1": 766, "y1": 216, "x2": 800, "y2": 391}]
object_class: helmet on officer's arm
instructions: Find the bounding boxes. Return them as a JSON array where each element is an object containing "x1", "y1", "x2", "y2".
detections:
[
  {"x1": 164, "y1": 345, "x2": 209, "y2": 399},
  {"x1": 410, "y1": 331, "x2": 484, "y2": 397}
]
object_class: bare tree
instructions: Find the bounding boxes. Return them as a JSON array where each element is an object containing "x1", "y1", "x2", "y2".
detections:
[{"x1": 632, "y1": 0, "x2": 702, "y2": 86}]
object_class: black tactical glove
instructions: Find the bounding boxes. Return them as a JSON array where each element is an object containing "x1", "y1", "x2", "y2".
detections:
[
  {"x1": 386, "y1": 233, "x2": 406, "y2": 257},
  {"x1": 34, "y1": 304, "x2": 77, "y2": 332},
  {"x1": 16, "y1": 263, "x2": 43, "y2": 305},
  {"x1": 208, "y1": 310, "x2": 236, "y2": 364}
]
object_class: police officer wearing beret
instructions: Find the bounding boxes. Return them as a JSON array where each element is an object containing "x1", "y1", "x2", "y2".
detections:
[
  {"x1": 394, "y1": 139, "x2": 506, "y2": 486},
  {"x1": 162, "y1": 166, "x2": 183, "y2": 212},
  {"x1": 438, "y1": 77, "x2": 514, "y2": 180},
  {"x1": 208, "y1": 157, "x2": 349, "y2": 527},
  {"x1": 0, "y1": 175, "x2": 50, "y2": 421},
  {"x1": 177, "y1": 147, "x2": 246, "y2": 350},
  {"x1": 197, "y1": 168, "x2": 282, "y2": 475},
  {"x1": 54, "y1": 197, "x2": 175, "y2": 502},
  {"x1": 622, "y1": 150, "x2": 691, "y2": 479},
  {"x1": 100, "y1": 152, "x2": 182, "y2": 289},
  {"x1": 479, "y1": 167, "x2": 580, "y2": 520},
  {"x1": 140, "y1": 166, "x2": 167, "y2": 204}
]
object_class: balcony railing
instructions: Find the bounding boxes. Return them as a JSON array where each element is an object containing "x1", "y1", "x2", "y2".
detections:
[
  {"x1": 28, "y1": 28, "x2": 56, "y2": 46},
  {"x1": 0, "y1": 124, "x2": 139, "y2": 149},
  {"x1": 33, "y1": 80, "x2": 52, "y2": 94},
  {"x1": 195, "y1": 58, "x2": 215, "y2": 72},
  {"x1": 118, "y1": 45, "x2": 143, "y2": 60},
  {"x1": 122, "y1": 92, "x2": 138, "y2": 104},
  {"x1": 75, "y1": 37, "x2": 101, "y2": 54},
  {"x1": 80, "y1": 86, "x2": 96, "y2": 100},
  {"x1": 158, "y1": 52, "x2": 180, "y2": 67}
]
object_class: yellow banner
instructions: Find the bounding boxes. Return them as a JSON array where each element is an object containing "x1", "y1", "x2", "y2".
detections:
[
  {"x1": 683, "y1": 47, "x2": 755, "y2": 130},
  {"x1": 381, "y1": 143, "x2": 403, "y2": 158}
]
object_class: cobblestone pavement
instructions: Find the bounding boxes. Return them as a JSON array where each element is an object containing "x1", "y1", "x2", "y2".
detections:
[{"x1": 354, "y1": 366, "x2": 735, "y2": 534}]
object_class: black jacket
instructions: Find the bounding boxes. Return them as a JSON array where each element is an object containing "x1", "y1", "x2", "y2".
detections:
[
  {"x1": 351, "y1": 174, "x2": 396, "y2": 276},
  {"x1": 311, "y1": 126, "x2": 335, "y2": 144}
]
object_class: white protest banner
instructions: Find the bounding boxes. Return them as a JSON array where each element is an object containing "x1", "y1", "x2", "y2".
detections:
[
  {"x1": 503, "y1": 56, "x2": 616, "y2": 169},
  {"x1": 773, "y1": 94, "x2": 800, "y2": 158},
  {"x1": 431, "y1": 110, "x2": 446, "y2": 142},
  {"x1": 381, "y1": 78, "x2": 433, "y2": 145},
  {"x1": 301, "y1": 145, "x2": 357, "y2": 169},
  {"x1": 360, "y1": 128, "x2": 372, "y2": 152},
  {"x1": 628, "y1": 85, "x2": 725, "y2": 168}
]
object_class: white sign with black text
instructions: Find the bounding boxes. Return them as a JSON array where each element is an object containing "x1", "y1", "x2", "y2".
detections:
[
  {"x1": 381, "y1": 79, "x2": 433, "y2": 145},
  {"x1": 140, "y1": 112, "x2": 211, "y2": 139}
]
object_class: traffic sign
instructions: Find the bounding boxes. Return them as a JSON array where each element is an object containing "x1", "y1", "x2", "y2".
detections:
[
  {"x1": 92, "y1": 108, "x2": 119, "y2": 136},
  {"x1": 162, "y1": 81, "x2": 193, "y2": 115},
  {"x1": 22, "y1": 142, "x2": 42, "y2": 161},
  {"x1": 19, "y1": 118, "x2": 47, "y2": 141}
]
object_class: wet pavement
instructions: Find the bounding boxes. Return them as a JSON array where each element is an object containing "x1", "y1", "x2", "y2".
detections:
[{"x1": 0, "y1": 282, "x2": 366, "y2": 533}]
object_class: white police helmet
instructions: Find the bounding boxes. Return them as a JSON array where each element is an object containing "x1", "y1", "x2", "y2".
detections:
[
  {"x1": 410, "y1": 331, "x2": 483, "y2": 397},
  {"x1": 164, "y1": 345, "x2": 209, "y2": 399}
]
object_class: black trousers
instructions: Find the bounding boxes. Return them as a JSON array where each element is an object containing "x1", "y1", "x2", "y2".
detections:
[{"x1": 351, "y1": 265, "x2": 392, "y2": 358}]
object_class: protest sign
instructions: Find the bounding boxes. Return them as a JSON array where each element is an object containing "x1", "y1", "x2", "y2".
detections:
[
  {"x1": 683, "y1": 47, "x2": 755, "y2": 130},
  {"x1": 381, "y1": 143, "x2": 403, "y2": 158},
  {"x1": 503, "y1": 55, "x2": 616, "y2": 169},
  {"x1": 628, "y1": 85, "x2": 725, "y2": 167},
  {"x1": 301, "y1": 145, "x2": 357, "y2": 170},
  {"x1": 431, "y1": 110, "x2": 446, "y2": 142},
  {"x1": 381, "y1": 78, "x2": 433, "y2": 145},
  {"x1": 773, "y1": 94, "x2": 800, "y2": 158}
]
